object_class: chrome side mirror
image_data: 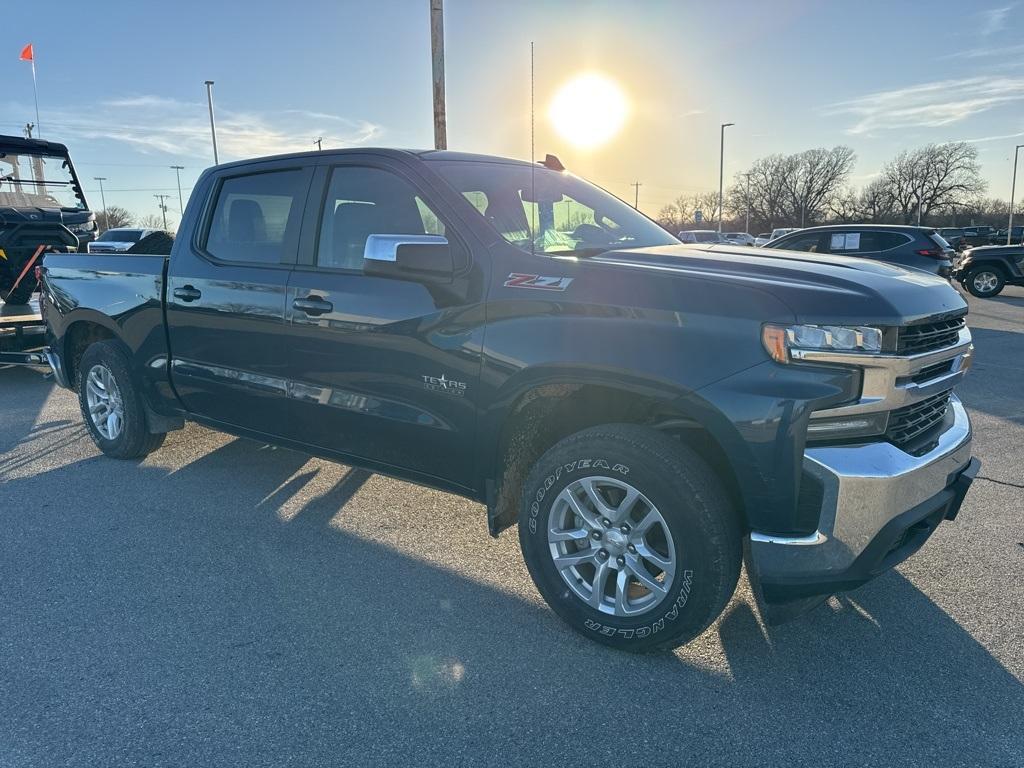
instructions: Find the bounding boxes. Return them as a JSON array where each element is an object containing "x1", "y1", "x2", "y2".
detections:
[{"x1": 363, "y1": 234, "x2": 449, "y2": 262}]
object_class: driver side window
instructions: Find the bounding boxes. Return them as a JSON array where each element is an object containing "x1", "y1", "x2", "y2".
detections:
[{"x1": 316, "y1": 166, "x2": 445, "y2": 271}]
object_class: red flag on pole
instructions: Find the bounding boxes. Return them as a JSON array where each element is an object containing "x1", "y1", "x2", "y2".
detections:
[{"x1": 19, "y1": 43, "x2": 33, "y2": 61}]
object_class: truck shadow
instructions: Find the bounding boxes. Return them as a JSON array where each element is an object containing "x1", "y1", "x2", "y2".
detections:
[{"x1": 1, "y1": 430, "x2": 1020, "y2": 766}]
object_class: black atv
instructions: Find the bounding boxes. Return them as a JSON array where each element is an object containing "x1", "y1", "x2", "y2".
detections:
[{"x1": 0, "y1": 135, "x2": 96, "y2": 304}]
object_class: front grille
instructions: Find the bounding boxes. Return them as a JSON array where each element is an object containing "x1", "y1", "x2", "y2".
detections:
[
  {"x1": 897, "y1": 316, "x2": 965, "y2": 355},
  {"x1": 886, "y1": 390, "x2": 952, "y2": 450},
  {"x1": 907, "y1": 359, "x2": 954, "y2": 385}
]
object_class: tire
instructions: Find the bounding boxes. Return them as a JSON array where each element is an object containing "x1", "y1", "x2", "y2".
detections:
[
  {"x1": 77, "y1": 340, "x2": 166, "y2": 459},
  {"x1": 519, "y1": 424, "x2": 741, "y2": 652},
  {"x1": 964, "y1": 267, "x2": 1005, "y2": 298},
  {"x1": 0, "y1": 276, "x2": 37, "y2": 305}
]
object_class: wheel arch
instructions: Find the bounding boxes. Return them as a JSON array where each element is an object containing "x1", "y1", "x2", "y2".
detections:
[
  {"x1": 483, "y1": 375, "x2": 748, "y2": 536},
  {"x1": 61, "y1": 314, "x2": 123, "y2": 390}
]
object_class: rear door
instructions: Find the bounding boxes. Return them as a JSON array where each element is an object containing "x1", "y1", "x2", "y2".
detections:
[
  {"x1": 166, "y1": 159, "x2": 314, "y2": 434},
  {"x1": 279, "y1": 157, "x2": 485, "y2": 486},
  {"x1": 823, "y1": 229, "x2": 880, "y2": 259}
]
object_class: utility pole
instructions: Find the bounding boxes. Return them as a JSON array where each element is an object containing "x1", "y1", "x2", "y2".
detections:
[
  {"x1": 154, "y1": 194, "x2": 170, "y2": 230},
  {"x1": 314, "y1": 137, "x2": 323, "y2": 151},
  {"x1": 718, "y1": 122, "x2": 734, "y2": 232},
  {"x1": 170, "y1": 166, "x2": 185, "y2": 215},
  {"x1": 94, "y1": 177, "x2": 108, "y2": 229},
  {"x1": 204, "y1": 80, "x2": 219, "y2": 165},
  {"x1": 744, "y1": 172, "x2": 751, "y2": 234},
  {"x1": 630, "y1": 181, "x2": 641, "y2": 209},
  {"x1": 430, "y1": 0, "x2": 447, "y2": 150},
  {"x1": 1008, "y1": 144, "x2": 1024, "y2": 244},
  {"x1": 917, "y1": 194, "x2": 923, "y2": 226}
]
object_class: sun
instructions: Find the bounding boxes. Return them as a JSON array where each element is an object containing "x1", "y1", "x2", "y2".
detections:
[{"x1": 548, "y1": 73, "x2": 629, "y2": 150}]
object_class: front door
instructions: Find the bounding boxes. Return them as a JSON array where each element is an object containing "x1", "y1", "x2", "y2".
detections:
[
  {"x1": 281, "y1": 160, "x2": 484, "y2": 487},
  {"x1": 166, "y1": 161, "x2": 314, "y2": 435}
]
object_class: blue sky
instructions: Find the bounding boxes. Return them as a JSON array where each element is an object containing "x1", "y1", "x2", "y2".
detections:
[{"x1": 3, "y1": 0, "x2": 1023, "y2": 225}]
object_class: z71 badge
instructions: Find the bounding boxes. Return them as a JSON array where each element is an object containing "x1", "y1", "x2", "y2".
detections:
[{"x1": 504, "y1": 273, "x2": 574, "y2": 291}]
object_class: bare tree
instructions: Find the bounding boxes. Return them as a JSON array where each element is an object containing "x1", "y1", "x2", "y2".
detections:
[
  {"x1": 725, "y1": 146, "x2": 854, "y2": 231},
  {"x1": 656, "y1": 192, "x2": 721, "y2": 231},
  {"x1": 96, "y1": 205, "x2": 134, "y2": 233},
  {"x1": 137, "y1": 213, "x2": 167, "y2": 230},
  {"x1": 876, "y1": 142, "x2": 986, "y2": 224}
]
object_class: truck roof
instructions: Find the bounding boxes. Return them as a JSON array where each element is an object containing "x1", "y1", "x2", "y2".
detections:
[
  {"x1": 206, "y1": 147, "x2": 539, "y2": 172},
  {"x1": 0, "y1": 134, "x2": 71, "y2": 155}
]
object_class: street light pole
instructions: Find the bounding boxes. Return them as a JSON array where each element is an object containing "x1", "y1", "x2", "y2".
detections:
[
  {"x1": 204, "y1": 80, "x2": 219, "y2": 165},
  {"x1": 93, "y1": 177, "x2": 108, "y2": 228},
  {"x1": 744, "y1": 172, "x2": 751, "y2": 234},
  {"x1": 1008, "y1": 144, "x2": 1024, "y2": 244},
  {"x1": 170, "y1": 166, "x2": 185, "y2": 215},
  {"x1": 718, "y1": 122, "x2": 734, "y2": 233}
]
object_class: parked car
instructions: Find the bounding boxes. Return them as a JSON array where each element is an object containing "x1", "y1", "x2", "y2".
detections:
[
  {"x1": 40, "y1": 148, "x2": 979, "y2": 652},
  {"x1": 770, "y1": 227, "x2": 800, "y2": 241},
  {"x1": 677, "y1": 229, "x2": 726, "y2": 244},
  {"x1": 938, "y1": 228, "x2": 965, "y2": 249},
  {"x1": 953, "y1": 244, "x2": 1024, "y2": 297},
  {"x1": 991, "y1": 226, "x2": 1024, "y2": 245},
  {"x1": 724, "y1": 232, "x2": 755, "y2": 247},
  {"x1": 754, "y1": 232, "x2": 772, "y2": 247},
  {"x1": 0, "y1": 134, "x2": 95, "y2": 304},
  {"x1": 87, "y1": 228, "x2": 159, "y2": 254},
  {"x1": 765, "y1": 224, "x2": 955, "y2": 277}
]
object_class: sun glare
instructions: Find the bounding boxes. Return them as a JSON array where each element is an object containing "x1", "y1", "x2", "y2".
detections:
[{"x1": 548, "y1": 73, "x2": 629, "y2": 150}]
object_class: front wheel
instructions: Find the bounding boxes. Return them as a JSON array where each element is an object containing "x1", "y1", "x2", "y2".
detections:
[
  {"x1": 964, "y1": 267, "x2": 1005, "y2": 298},
  {"x1": 77, "y1": 340, "x2": 166, "y2": 459},
  {"x1": 519, "y1": 424, "x2": 741, "y2": 652}
]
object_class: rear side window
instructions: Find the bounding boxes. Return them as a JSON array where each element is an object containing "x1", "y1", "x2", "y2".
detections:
[
  {"x1": 205, "y1": 170, "x2": 307, "y2": 264},
  {"x1": 779, "y1": 233, "x2": 827, "y2": 252},
  {"x1": 877, "y1": 232, "x2": 910, "y2": 251},
  {"x1": 827, "y1": 231, "x2": 879, "y2": 253}
]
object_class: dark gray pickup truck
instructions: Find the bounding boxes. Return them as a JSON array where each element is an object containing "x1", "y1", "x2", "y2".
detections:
[{"x1": 39, "y1": 149, "x2": 979, "y2": 651}]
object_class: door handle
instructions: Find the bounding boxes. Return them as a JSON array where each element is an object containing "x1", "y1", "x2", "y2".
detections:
[
  {"x1": 173, "y1": 285, "x2": 202, "y2": 302},
  {"x1": 292, "y1": 295, "x2": 334, "y2": 316}
]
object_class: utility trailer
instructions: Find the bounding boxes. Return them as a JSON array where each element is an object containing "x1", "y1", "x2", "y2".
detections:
[{"x1": 0, "y1": 297, "x2": 51, "y2": 369}]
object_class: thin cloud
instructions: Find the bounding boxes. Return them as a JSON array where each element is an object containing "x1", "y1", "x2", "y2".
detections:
[
  {"x1": 680, "y1": 109, "x2": 706, "y2": 117},
  {"x1": 981, "y1": 4, "x2": 1014, "y2": 35},
  {"x1": 962, "y1": 130, "x2": 1024, "y2": 143},
  {"x1": 822, "y1": 76, "x2": 1024, "y2": 134},
  {"x1": 945, "y1": 42, "x2": 1024, "y2": 59},
  {"x1": 11, "y1": 95, "x2": 384, "y2": 160}
]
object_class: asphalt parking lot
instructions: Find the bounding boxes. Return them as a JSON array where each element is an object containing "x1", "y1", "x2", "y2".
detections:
[{"x1": 1, "y1": 289, "x2": 1022, "y2": 768}]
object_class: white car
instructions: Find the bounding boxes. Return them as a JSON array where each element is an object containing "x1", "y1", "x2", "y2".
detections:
[
  {"x1": 770, "y1": 227, "x2": 800, "y2": 242},
  {"x1": 753, "y1": 232, "x2": 772, "y2": 247},
  {"x1": 87, "y1": 227, "x2": 159, "y2": 254},
  {"x1": 724, "y1": 232, "x2": 756, "y2": 247}
]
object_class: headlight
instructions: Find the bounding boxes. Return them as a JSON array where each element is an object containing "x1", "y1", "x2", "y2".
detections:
[
  {"x1": 762, "y1": 323, "x2": 882, "y2": 364},
  {"x1": 69, "y1": 220, "x2": 97, "y2": 234}
]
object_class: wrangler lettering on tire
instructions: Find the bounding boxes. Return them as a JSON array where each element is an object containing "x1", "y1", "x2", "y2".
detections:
[{"x1": 518, "y1": 424, "x2": 741, "y2": 652}]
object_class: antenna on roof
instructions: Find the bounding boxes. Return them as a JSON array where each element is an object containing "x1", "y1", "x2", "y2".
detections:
[{"x1": 530, "y1": 41, "x2": 536, "y2": 256}]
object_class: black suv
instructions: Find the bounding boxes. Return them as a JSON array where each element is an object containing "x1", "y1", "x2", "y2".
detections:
[{"x1": 765, "y1": 224, "x2": 955, "y2": 277}]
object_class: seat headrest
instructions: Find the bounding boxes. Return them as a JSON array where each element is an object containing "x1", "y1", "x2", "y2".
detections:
[{"x1": 228, "y1": 199, "x2": 266, "y2": 242}]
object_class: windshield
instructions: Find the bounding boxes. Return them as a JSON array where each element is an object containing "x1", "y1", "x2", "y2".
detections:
[
  {"x1": 97, "y1": 229, "x2": 144, "y2": 243},
  {"x1": 428, "y1": 160, "x2": 678, "y2": 255},
  {"x1": 0, "y1": 151, "x2": 85, "y2": 210}
]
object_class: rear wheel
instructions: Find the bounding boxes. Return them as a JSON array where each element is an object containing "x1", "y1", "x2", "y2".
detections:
[
  {"x1": 519, "y1": 424, "x2": 741, "y2": 652},
  {"x1": 964, "y1": 267, "x2": 1005, "y2": 298},
  {"x1": 77, "y1": 340, "x2": 166, "y2": 459}
]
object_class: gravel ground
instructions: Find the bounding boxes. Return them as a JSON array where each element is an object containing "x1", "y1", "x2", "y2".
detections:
[{"x1": 1, "y1": 288, "x2": 1022, "y2": 767}]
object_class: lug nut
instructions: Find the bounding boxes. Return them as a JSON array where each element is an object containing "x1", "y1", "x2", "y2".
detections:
[
  {"x1": 601, "y1": 518, "x2": 611, "y2": 527},
  {"x1": 627, "y1": 544, "x2": 636, "y2": 554},
  {"x1": 598, "y1": 549, "x2": 609, "y2": 560},
  {"x1": 619, "y1": 524, "x2": 630, "y2": 534},
  {"x1": 591, "y1": 530, "x2": 602, "y2": 541},
  {"x1": 616, "y1": 556, "x2": 625, "y2": 567}
]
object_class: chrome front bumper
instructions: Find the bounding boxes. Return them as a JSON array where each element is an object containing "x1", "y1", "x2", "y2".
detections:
[{"x1": 749, "y1": 395, "x2": 975, "y2": 598}]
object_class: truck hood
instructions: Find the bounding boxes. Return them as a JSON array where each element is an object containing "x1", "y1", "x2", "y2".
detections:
[{"x1": 590, "y1": 244, "x2": 967, "y2": 326}]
